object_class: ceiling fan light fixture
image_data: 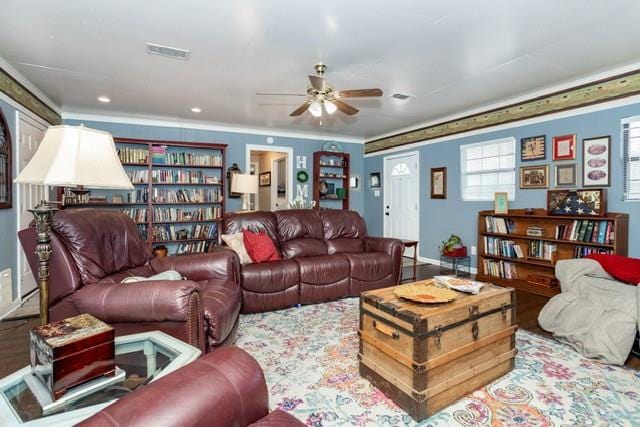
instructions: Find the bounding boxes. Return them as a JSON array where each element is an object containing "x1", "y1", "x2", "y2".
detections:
[
  {"x1": 309, "y1": 100, "x2": 322, "y2": 117},
  {"x1": 324, "y1": 100, "x2": 337, "y2": 115}
]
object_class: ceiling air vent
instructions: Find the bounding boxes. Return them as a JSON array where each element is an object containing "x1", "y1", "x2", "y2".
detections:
[
  {"x1": 146, "y1": 43, "x2": 190, "y2": 60},
  {"x1": 391, "y1": 93, "x2": 413, "y2": 100}
]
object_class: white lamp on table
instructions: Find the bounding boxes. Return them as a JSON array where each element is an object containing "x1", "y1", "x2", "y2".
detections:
[
  {"x1": 231, "y1": 173, "x2": 258, "y2": 211},
  {"x1": 14, "y1": 124, "x2": 133, "y2": 324}
]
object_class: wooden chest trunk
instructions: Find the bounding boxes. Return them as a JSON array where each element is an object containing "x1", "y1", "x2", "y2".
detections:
[
  {"x1": 359, "y1": 281, "x2": 516, "y2": 421},
  {"x1": 30, "y1": 314, "x2": 115, "y2": 400}
]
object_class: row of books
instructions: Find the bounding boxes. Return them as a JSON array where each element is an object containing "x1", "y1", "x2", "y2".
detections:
[
  {"x1": 528, "y1": 241, "x2": 557, "y2": 261},
  {"x1": 151, "y1": 188, "x2": 222, "y2": 204},
  {"x1": 483, "y1": 237, "x2": 524, "y2": 259},
  {"x1": 128, "y1": 170, "x2": 148, "y2": 184},
  {"x1": 136, "y1": 224, "x2": 147, "y2": 240},
  {"x1": 121, "y1": 208, "x2": 147, "y2": 223},
  {"x1": 152, "y1": 223, "x2": 217, "y2": 241},
  {"x1": 554, "y1": 220, "x2": 614, "y2": 244},
  {"x1": 174, "y1": 241, "x2": 213, "y2": 255},
  {"x1": 151, "y1": 170, "x2": 218, "y2": 184},
  {"x1": 151, "y1": 146, "x2": 222, "y2": 167},
  {"x1": 127, "y1": 189, "x2": 148, "y2": 203},
  {"x1": 484, "y1": 216, "x2": 516, "y2": 234},
  {"x1": 574, "y1": 246, "x2": 614, "y2": 258},
  {"x1": 153, "y1": 207, "x2": 221, "y2": 222},
  {"x1": 118, "y1": 147, "x2": 148, "y2": 164},
  {"x1": 482, "y1": 259, "x2": 518, "y2": 279}
]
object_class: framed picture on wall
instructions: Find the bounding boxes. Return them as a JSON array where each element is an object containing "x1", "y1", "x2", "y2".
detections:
[
  {"x1": 494, "y1": 192, "x2": 508, "y2": 214},
  {"x1": 259, "y1": 171, "x2": 271, "y2": 187},
  {"x1": 430, "y1": 167, "x2": 447, "y2": 199},
  {"x1": 583, "y1": 136, "x2": 611, "y2": 187},
  {"x1": 0, "y1": 110, "x2": 12, "y2": 209},
  {"x1": 555, "y1": 163, "x2": 577, "y2": 187},
  {"x1": 369, "y1": 172, "x2": 381, "y2": 188},
  {"x1": 520, "y1": 164, "x2": 549, "y2": 189},
  {"x1": 552, "y1": 134, "x2": 576, "y2": 160},
  {"x1": 520, "y1": 135, "x2": 546, "y2": 161}
]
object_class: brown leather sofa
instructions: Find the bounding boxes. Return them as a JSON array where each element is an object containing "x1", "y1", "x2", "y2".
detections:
[
  {"x1": 78, "y1": 346, "x2": 304, "y2": 427},
  {"x1": 223, "y1": 209, "x2": 404, "y2": 313},
  {"x1": 19, "y1": 209, "x2": 241, "y2": 353}
]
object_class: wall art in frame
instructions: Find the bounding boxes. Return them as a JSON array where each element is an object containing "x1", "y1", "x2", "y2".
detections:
[
  {"x1": 520, "y1": 164, "x2": 549, "y2": 189},
  {"x1": 259, "y1": 171, "x2": 271, "y2": 187},
  {"x1": 520, "y1": 135, "x2": 546, "y2": 161},
  {"x1": 369, "y1": 172, "x2": 381, "y2": 188},
  {"x1": 430, "y1": 167, "x2": 447, "y2": 199},
  {"x1": 552, "y1": 134, "x2": 576, "y2": 160},
  {"x1": 0, "y1": 110, "x2": 11, "y2": 209},
  {"x1": 547, "y1": 188, "x2": 606, "y2": 216},
  {"x1": 583, "y1": 136, "x2": 610, "y2": 187},
  {"x1": 494, "y1": 192, "x2": 508, "y2": 214},
  {"x1": 555, "y1": 163, "x2": 577, "y2": 187}
]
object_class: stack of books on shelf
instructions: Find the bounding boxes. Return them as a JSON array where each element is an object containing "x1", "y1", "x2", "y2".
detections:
[
  {"x1": 127, "y1": 170, "x2": 149, "y2": 184},
  {"x1": 483, "y1": 237, "x2": 524, "y2": 258},
  {"x1": 484, "y1": 216, "x2": 515, "y2": 234},
  {"x1": 153, "y1": 207, "x2": 221, "y2": 222},
  {"x1": 163, "y1": 151, "x2": 222, "y2": 167},
  {"x1": 554, "y1": 219, "x2": 614, "y2": 244},
  {"x1": 152, "y1": 223, "x2": 217, "y2": 241},
  {"x1": 175, "y1": 241, "x2": 212, "y2": 255},
  {"x1": 574, "y1": 246, "x2": 613, "y2": 258},
  {"x1": 118, "y1": 147, "x2": 148, "y2": 164},
  {"x1": 528, "y1": 241, "x2": 557, "y2": 262},
  {"x1": 127, "y1": 189, "x2": 148, "y2": 203},
  {"x1": 482, "y1": 259, "x2": 518, "y2": 279},
  {"x1": 151, "y1": 188, "x2": 222, "y2": 203},
  {"x1": 151, "y1": 170, "x2": 214, "y2": 184},
  {"x1": 150, "y1": 146, "x2": 167, "y2": 164},
  {"x1": 121, "y1": 208, "x2": 147, "y2": 223}
]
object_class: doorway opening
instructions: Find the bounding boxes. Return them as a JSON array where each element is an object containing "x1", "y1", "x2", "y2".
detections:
[{"x1": 246, "y1": 145, "x2": 293, "y2": 211}]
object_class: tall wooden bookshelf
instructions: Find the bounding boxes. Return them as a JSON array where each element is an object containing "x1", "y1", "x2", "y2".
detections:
[
  {"x1": 61, "y1": 137, "x2": 226, "y2": 256},
  {"x1": 313, "y1": 151, "x2": 350, "y2": 210},
  {"x1": 477, "y1": 209, "x2": 628, "y2": 297}
]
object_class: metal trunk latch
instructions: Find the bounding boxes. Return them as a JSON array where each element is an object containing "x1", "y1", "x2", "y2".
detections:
[
  {"x1": 469, "y1": 305, "x2": 480, "y2": 340},
  {"x1": 433, "y1": 325, "x2": 442, "y2": 348},
  {"x1": 501, "y1": 303, "x2": 508, "y2": 321}
]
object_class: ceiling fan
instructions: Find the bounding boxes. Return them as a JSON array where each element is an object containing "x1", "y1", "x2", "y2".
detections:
[{"x1": 257, "y1": 63, "x2": 383, "y2": 117}]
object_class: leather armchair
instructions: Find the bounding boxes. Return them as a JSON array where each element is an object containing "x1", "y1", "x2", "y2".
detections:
[
  {"x1": 78, "y1": 347, "x2": 304, "y2": 427},
  {"x1": 19, "y1": 209, "x2": 241, "y2": 352}
]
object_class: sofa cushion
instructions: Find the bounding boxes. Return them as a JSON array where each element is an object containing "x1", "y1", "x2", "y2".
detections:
[
  {"x1": 241, "y1": 259, "x2": 299, "y2": 293},
  {"x1": 223, "y1": 211, "x2": 281, "y2": 254},
  {"x1": 221, "y1": 232, "x2": 252, "y2": 264},
  {"x1": 343, "y1": 252, "x2": 395, "y2": 296},
  {"x1": 297, "y1": 255, "x2": 350, "y2": 303},
  {"x1": 275, "y1": 210, "x2": 327, "y2": 258},
  {"x1": 243, "y1": 231, "x2": 280, "y2": 263},
  {"x1": 320, "y1": 210, "x2": 366, "y2": 254}
]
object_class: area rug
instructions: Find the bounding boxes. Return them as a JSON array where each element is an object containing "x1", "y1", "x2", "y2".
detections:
[{"x1": 235, "y1": 298, "x2": 640, "y2": 426}]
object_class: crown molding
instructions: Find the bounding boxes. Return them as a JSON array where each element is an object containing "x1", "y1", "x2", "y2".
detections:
[
  {"x1": 61, "y1": 111, "x2": 365, "y2": 145},
  {"x1": 365, "y1": 61, "x2": 640, "y2": 154}
]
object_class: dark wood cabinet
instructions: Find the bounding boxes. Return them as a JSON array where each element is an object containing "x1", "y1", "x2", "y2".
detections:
[{"x1": 313, "y1": 151, "x2": 350, "y2": 210}]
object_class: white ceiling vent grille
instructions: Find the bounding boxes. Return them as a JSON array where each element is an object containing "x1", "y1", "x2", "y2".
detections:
[{"x1": 146, "y1": 43, "x2": 190, "y2": 60}]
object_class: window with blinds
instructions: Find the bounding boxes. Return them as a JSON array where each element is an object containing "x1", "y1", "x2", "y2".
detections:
[
  {"x1": 460, "y1": 137, "x2": 515, "y2": 201},
  {"x1": 623, "y1": 116, "x2": 640, "y2": 201}
]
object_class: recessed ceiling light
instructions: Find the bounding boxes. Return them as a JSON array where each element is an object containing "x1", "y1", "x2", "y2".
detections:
[
  {"x1": 191, "y1": 107, "x2": 202, "y2": 113},
  {"x1": 97, "y1": 96, "x2": 111, "y2": 103}
]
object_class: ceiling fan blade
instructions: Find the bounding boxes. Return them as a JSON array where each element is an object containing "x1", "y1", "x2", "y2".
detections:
[
  {"x1": 332, "y1": 99, "x2": 359, "y2": 115},
  {"x1": 289, "y1": 101, "x2": 312, "y2": 117},
  {"x1": 256, "y1": 92, "x2": 307, "y2": 96},
  {"x1": 308, "y1": 75, "x2": 325, "y2": 91},
  {"x1": 336, "y1": 88, "x2": 383, "y2": 98}
]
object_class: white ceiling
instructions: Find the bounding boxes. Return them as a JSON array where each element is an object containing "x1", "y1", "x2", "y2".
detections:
[{"x1": 2, "y1": 1, "x2": 640, "y2": 140}]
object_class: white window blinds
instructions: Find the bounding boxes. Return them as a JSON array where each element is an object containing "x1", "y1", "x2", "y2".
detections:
[
  {"x1": 460, "y1": 137, "x2": 515, "y2": 201},
  {"x1": 623, "y1": 116, "x2": 640, "y2": 201}
]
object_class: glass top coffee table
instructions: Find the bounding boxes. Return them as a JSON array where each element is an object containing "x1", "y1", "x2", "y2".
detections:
[{"x1": 0, "y1": 331, "x2": 200, "y2": 426}]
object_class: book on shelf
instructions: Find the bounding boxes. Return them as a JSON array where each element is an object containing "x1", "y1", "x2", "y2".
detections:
[
  {"x1": 150, "y1": 145, "x2": 167, "y2": 165},
  {"x1": 151, "y1": 188, "x2": 222, "y2": 203},
  {"x1": 118, "y1": 146, "x2": 148, "y2": 164},
  {"x1": 153, "y1": 206, "x2": 221, "y2": 222},
  {"x1": 526, "y1": 225, "x2": 544, "y2": 237},
  {"x1": 484, "y1": 216, "x2": 515, "y2": 234},
  {"x1": 483, "y1": 237, "x2": 523, "y2": 259},
  {"x1": 528, "y1": 241, "x2": 557, "y2": 262},
  {"x1": 152, "y1": 223, "x2": 217, "y2": 241},
  {"x1": 175, "y1": 240, "x2": 212, "y2": 255},
  {"x1": 574, "y1": 245, "x2": 613, "y2": 258},
  {"x1": 162, "y1": 151, "x2": 222, "y2": 167},
  {"x1": 555, "y1": 219, "x2": 613, "y2": 244},
  {"x1": 121, "y1": 208, "x2": 147, "y2": 223},
  {"x1": 482, "y1": 259, "x2": 518, "y2": 279}
]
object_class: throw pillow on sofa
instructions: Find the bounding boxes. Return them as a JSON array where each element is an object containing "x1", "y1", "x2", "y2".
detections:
[
  {"x1": 221, "y1": 232, "x2": 253, "y2": 264},
  {"x1": 243, "y1": 230, "x2": 280, "y2": 263}
]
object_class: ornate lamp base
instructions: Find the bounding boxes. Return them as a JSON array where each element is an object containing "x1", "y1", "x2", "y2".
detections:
[{"x1": 29, "y1": 201, "x2": 58, "y2": 325}]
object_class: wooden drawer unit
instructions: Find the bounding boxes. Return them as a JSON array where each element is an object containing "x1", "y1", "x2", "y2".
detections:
[{"x1": 359, "y1": 282, "x2": 516, "y2": 421}]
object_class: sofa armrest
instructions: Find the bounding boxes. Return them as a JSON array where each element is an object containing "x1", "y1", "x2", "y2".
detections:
[
  {"x1": 364, "y1": 236, "x2": 404, "y2": 284},
  {"x1": 78, "y1": 347, "x2": 269, "y2": 427},
  {"x1": 150, "y1": 249, "x2": 240, "y2": 283},
  {"x1": 72, "y1": 280, "x2": 201, "y2": 323}
]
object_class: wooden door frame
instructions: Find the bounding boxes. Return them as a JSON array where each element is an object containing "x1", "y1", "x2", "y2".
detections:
[
  {"x1": 245, "y1": 144, "x2": 293, "y2": 210},
  {"x1": 382, "y1": 150, "x2": 420, "y2": 241}
]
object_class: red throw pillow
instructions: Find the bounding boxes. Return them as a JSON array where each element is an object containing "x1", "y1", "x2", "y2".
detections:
[
  {"x1": 243, "y1": 230, "x2": 280, "y2": 263},
  {"x1": 586, "y1": 254, "x2": 640, "y2": 285}
]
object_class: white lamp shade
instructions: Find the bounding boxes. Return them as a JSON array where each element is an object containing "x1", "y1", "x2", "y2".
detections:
[
  {"x1": 231, "y1": 173, "x2": 258, "y2": 194},
  {"x1": 14, "y1": 125, "x2": 133, "y2": 189}
]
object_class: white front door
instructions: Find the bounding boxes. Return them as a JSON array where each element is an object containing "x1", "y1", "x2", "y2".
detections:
[
  {"x1": 16, "y1": 112, "x2": 47, "y2": 297},
  {"x1": 383, "y1": 152, "x2": 419, "y2": 242}
]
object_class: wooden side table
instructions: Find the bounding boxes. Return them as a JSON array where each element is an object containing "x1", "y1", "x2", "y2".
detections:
[{"x1": 401, "y1": 240, "x2": 419, "y2": 282}]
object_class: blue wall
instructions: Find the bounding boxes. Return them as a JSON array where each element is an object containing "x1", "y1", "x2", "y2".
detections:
[
  {"x1": 364, "y1": 102, "x2": 640, "y2": 262},
  {"x1": 64, "y1": 119, "x2": 365, "y2": 213},
  {"x1": 0, "y1": 99, "x2": 18, "y2": 297}
]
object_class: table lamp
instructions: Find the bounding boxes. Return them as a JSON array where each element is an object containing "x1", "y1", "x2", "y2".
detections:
[
  {"x1": 14, "y1": 125, "x2": 133, "y2": 324},
  {"x1": 231, "y1": 173, "x2": 258, "y2": 211}
]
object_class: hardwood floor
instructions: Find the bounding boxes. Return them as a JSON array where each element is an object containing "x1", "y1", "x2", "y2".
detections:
[{"x1": 0, "y1": 263, "x2": 637, "y2": 379}]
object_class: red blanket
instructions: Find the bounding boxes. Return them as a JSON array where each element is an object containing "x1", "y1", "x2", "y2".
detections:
[{"x1": 586, "y1": 254, "x2": 640, "y2": 285}]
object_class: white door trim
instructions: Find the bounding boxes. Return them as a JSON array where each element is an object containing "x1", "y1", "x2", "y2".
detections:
[
  {"x1": 245, "y1": 144, "x2": 294, "y2": 208},
  {"x1": 382, "y1": 150, "x2": 420, "y2": 241}
]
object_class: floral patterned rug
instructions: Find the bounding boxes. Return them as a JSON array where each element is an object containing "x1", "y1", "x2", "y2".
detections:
[{"x1": 235, "y1": 298, "x2": 640, "y2": 426}]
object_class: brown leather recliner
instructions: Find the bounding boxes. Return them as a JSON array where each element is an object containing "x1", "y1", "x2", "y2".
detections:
[
  {"x1": 78, "y1": 346, "x2": 304, "y2": 427},
  {"x1": 18, "y1": 209, "x2": 242, "y2": 353},
  {"x1": 223, "y1": 209, "x2": 404, "y2": 313}
]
